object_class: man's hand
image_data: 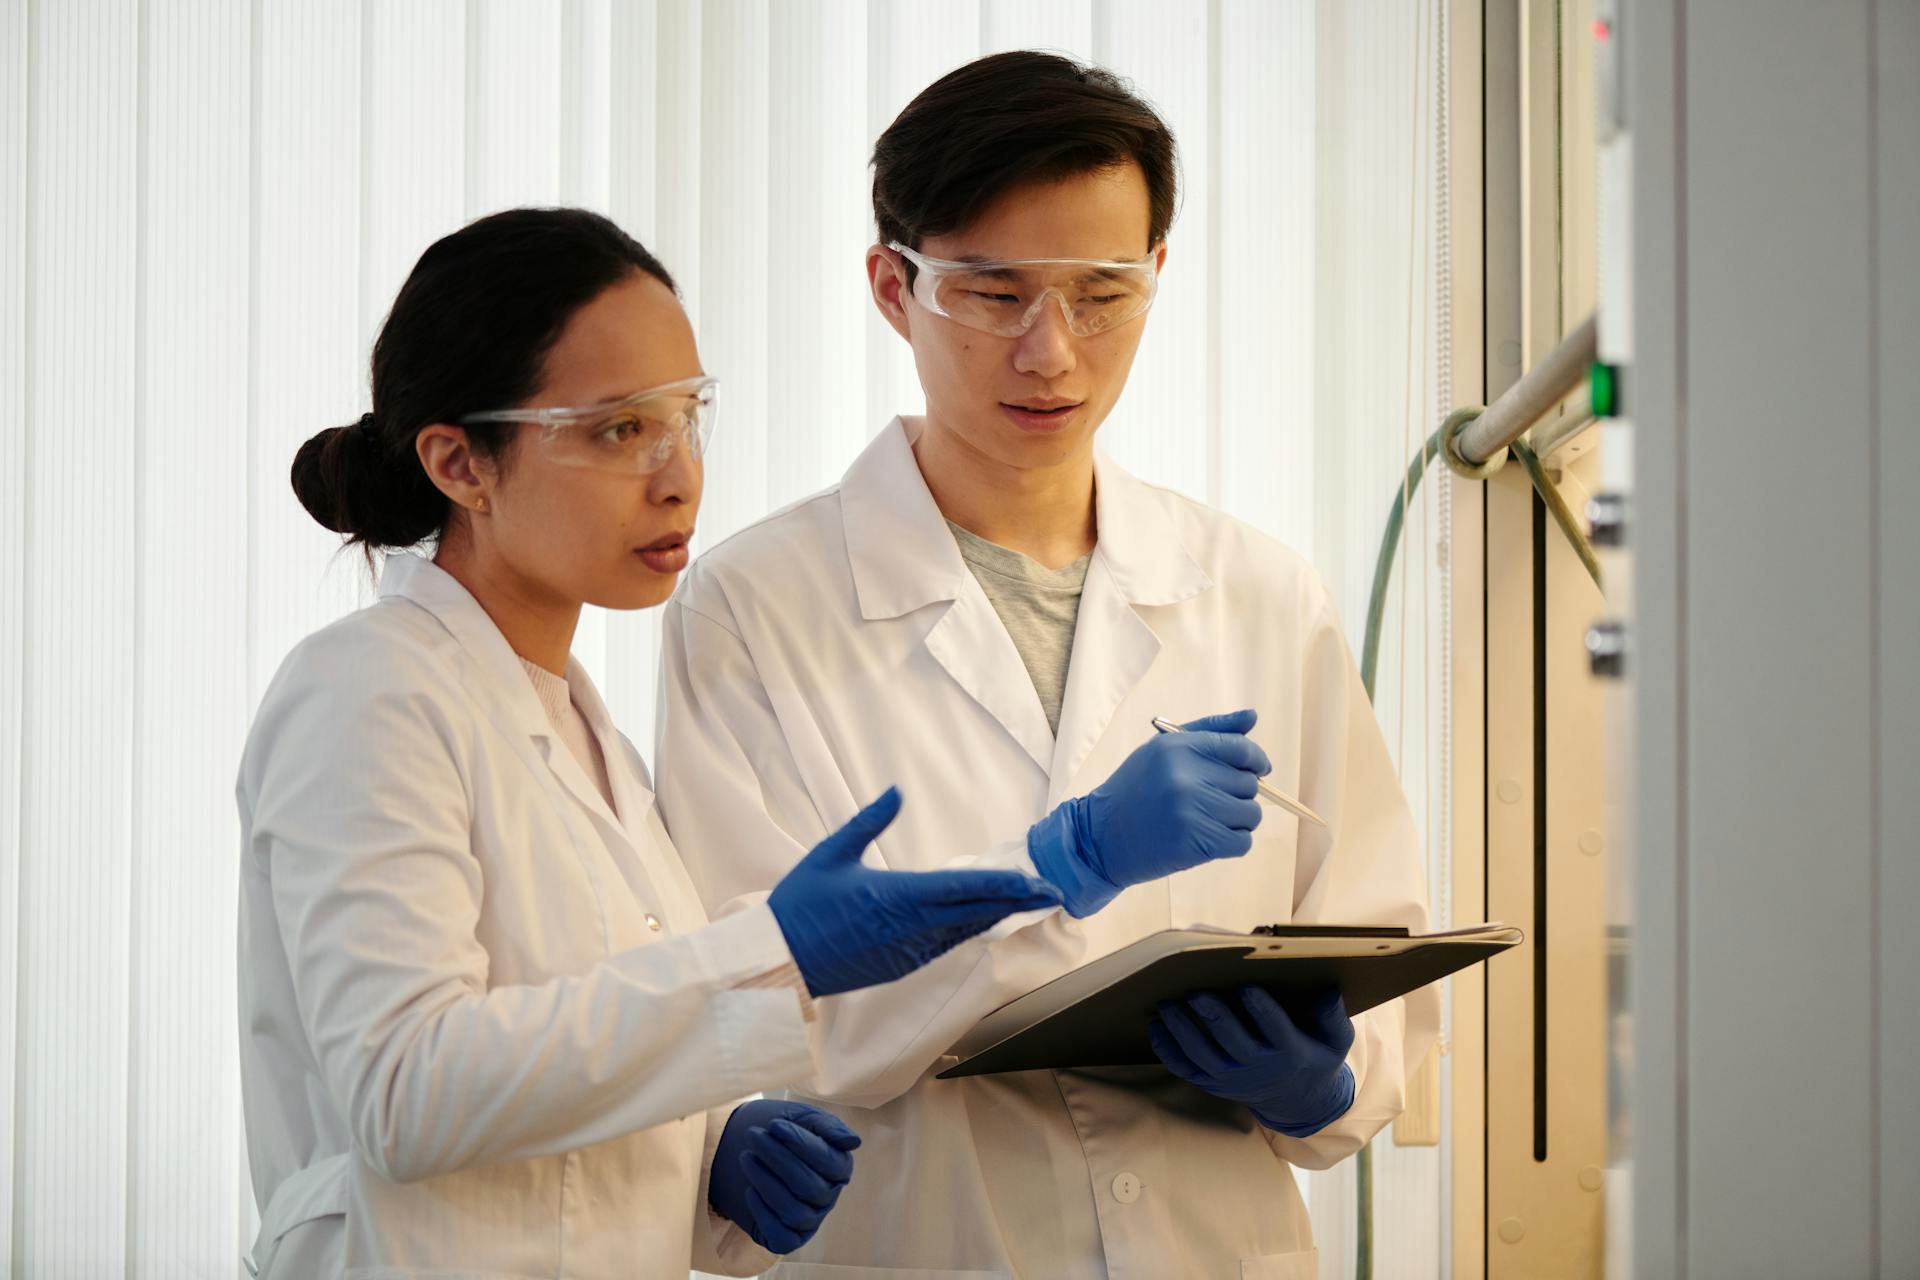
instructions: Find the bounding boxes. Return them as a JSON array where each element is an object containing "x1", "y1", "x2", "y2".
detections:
[{"x1": 1148, "y1": 986, "x2": 1356, "y2": 1137}]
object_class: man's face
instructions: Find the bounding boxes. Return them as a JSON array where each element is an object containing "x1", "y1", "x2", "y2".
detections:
[{"x1": 871, "y1": 162, "x2": 1164, "y2": 472}]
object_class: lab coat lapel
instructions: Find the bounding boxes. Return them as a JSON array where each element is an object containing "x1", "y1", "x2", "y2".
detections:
[
  {"x1": 530, "y1": 711, "x2": 634, "y2": 846},
  {"x1": 1046, "y1": 456, "x2": 1214, "y2": 805},
  {"x1": 376, "y1": 554, "x2": 641, "y2": 852},
  {"x1": 922, "y1": 587, "x2": 1056, "y2": 774},
  {"x1": 841, "y1": 419, "x2": 1054, "y2": 776},
  {"x1": 564, "y1": 655, "x2": 657, "y2": 828}
]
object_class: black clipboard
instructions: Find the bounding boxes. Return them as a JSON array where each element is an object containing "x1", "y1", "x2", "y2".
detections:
[{"x1": 935, "y1": 923, "x2": 1522, "y2": 1078}]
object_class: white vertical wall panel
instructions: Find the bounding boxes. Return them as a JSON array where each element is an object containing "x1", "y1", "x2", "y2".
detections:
[
  {"x1": 607, "y1": 0, "x2": 662, "y2": 244},
  {"x1": 362, "y1": 1, "x2": 465, "y2": 351},
  {"x1": 652, "y1": 0, "x2": 703, "y2": 317},
  {"x1": 1217, "y1": 0, "x2": 1316, "y2": 551},
  {"x1": 128, "y1": 3, "x2": 252, "y2": 1274},
  {"x1": 250, "y1": 2, "x2": 364, "y2": 703},
  {"x1": 1312, "y1": 0, "x2": 1429, "y2": 638},
  {"x1": 693, "y1": 0, "x2": 769, "y2": 546},
  {"x1": 1095, "y1": 2, "x2": 1215, "y2": 505},
  {"x1": 17, "y1": 0, "x2": 138, "y2": 1271},
  {"x1": 863, "y1": 0, "x2": 977, "y2": 430},
  {"x1": 0, "y1": 0, "x2": 26, "y2": 1268},
  {"x1": 467, "y1": 0, "x2": 563, "y2": 217},
  {"x1": 561, "y1": 0, "x2": 612, "y2": 212},
  {"x1": 768, "y1": 1, "x2": 871, "y2": 507},
  {"x1": 980, "y1": 0, "x2": 1093, "y2": 59}
]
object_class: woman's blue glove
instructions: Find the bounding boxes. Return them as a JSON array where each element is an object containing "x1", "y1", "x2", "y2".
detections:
[
  {"x1": 1148, "y1": 986, "x2": 1357, "y2": 1137},
  {"x1": 768, "y1": 788, "x2": 1064, "y2": 997},
  {"x1": 1026, "y1": 709, "x2": 1271, "y2": 916},
  {"x1": 708, "y1": 1099, "x2": 860, "y2": 1254}
]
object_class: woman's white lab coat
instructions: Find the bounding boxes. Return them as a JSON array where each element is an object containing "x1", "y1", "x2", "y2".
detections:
[
  {"x1": 654, "y1": 418, "x2": 1440, "y2": 1280},
  {"x1": 237, "y1": 553, "x2": 816, "y2": 1279}
]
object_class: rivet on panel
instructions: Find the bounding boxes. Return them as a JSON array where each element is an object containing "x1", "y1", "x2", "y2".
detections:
[
  {"x1": 1579, "y1": 1165, "x2": 1603, "y2": 1192},
  {"x1": 1497, "y1": 780, "x2": 1523, "y2": 804},
  {"x1": 1497, "y1": 1216, "x2": 1525, "y2": 1244},
  {"x1": 1579, "y1": 829, "x2": 1603, "y2": 856}
]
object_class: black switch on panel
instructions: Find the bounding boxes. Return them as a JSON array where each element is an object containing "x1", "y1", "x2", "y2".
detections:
[
  {"x1": 1586, "y1": 621, "x2": 1628, "y2": 679},
  {"x1": 1587, "y1": 492, "x2": 1628, "y2": 548}
]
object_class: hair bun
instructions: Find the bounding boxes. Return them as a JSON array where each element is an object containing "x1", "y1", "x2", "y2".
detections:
[{"x1": 290, "y1": 416, "x2": 442, "y2": 548}]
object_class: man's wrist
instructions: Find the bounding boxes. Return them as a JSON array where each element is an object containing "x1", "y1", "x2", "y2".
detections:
[
  {"x1": 1027, "y1": 800, "x2": 1119, "y2": 917},
  {"x1": 1251, "y1": 1063, "x2": 1358, "y2": 1138}
]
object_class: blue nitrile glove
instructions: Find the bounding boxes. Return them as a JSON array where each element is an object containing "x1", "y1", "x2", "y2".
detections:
[
  {"x1": 1148, "y1": 986, "x2": 1358, "y2": 1137},
  {"x1": 709, "y1": 1099, "x2": 861, "y2": 1254},
  {"x1": 1026, "y1": 709, "x2": 1272, "y2": 916},
  {"x1": 768, "y1": 787, "x2": 1064, "y2": 997}
]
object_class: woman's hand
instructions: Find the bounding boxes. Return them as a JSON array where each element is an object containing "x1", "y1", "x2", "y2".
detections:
[
  {"x1": 708, "y1": 1099, "x2": 861, "y2": 1253},
  {"x1": 768, "y1": 788, "x2": 1063, "y2": 996}
]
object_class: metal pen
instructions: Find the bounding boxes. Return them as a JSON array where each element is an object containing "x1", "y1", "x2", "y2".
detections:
[{"x1": 1150, "y1": 717, "x2": 1328, "y2": 828}]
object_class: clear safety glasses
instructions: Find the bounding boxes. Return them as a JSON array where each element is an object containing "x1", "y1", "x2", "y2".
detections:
[
  {"x1": 888, "y1": 242, "x2": 1160, "y2": 338},
  {"x1": 461, "y1": 375, "x2": 719, "y2": 474}
]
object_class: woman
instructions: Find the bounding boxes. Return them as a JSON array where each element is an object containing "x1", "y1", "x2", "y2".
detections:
[{"x1": 238, "y1": 208, "x2": 1060, "y2": 1279}]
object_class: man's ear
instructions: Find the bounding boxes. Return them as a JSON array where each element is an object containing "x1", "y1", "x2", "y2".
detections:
[{"x1": 867, "y1": 244, "x2": 913, "y2": 343}]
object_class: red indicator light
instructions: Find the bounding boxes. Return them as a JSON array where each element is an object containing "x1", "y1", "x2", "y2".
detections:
[{"x1": 1592, "y1": 18, "x2": 1612, "y2": 41}]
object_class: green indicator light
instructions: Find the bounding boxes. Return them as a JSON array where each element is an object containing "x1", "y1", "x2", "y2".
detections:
[{"x1": 1590, "y1": 361, "x2": 1620, "y2": 417}]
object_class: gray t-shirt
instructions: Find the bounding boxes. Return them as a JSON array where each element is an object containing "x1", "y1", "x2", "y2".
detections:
[{"x1": 947, "y1": 521, "x2": 1092, "y2": 734}]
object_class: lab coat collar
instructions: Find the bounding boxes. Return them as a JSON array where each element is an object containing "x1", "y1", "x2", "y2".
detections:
[
  {"x1": 840, "y1": 419, "x2": 973, "y2": 621},
  {"x1": 375, "y1": 553, "x2": 652, "y2": 831},
  {"x1": 378, "y1": 553, "x2": 551, "y2": 739},
  {"x1": 839, "y1": 417, "x2": 1213, "y2": 620},
  {"x1": 1087, "y1": 454, "x2": 1214, "y2": 608}
]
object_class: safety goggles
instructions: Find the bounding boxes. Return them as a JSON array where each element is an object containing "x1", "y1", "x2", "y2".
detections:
[
  {"x1": 461, "y1": 375, "x2": 718, "y2": 474},
  {"x1": 888, "y1": 242, "x2": 1160, "y2": 338}
]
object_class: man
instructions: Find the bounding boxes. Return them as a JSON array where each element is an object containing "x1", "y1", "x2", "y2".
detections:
[{"x1": 656, "y1": 51, "x2": 1437, "y2": 1278}]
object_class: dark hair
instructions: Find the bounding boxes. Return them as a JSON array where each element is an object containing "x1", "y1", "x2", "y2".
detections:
[
  {"x1": 291, "y1": 207, "x2": 677, "y2": 550},
  {"x1": 872, "y1": 51, "x2": 1178, "y2": 266}
]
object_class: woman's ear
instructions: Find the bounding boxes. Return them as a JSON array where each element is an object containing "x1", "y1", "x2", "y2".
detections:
[{"x1": 416, "y1": 423, "x2": 495, "y2": 516}]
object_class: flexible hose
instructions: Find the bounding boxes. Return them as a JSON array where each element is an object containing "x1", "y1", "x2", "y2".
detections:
[{"x1": 1351, "y1": 410, "x2": 1599, "y2": 1280}]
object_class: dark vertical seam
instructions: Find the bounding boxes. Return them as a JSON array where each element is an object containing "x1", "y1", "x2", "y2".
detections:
[{"x1": 1531, "y1": 482, "x2": 1547, "y2": 1163}]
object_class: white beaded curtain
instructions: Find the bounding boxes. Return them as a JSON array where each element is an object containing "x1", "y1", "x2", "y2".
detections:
[{"x1": 0, "y1": 2, "x2": 1448, "y2": 1276}]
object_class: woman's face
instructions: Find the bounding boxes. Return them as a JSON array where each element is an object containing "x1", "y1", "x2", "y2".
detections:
[{"x1": 474, "y1": 271, "x2": 706, "y2": 612}]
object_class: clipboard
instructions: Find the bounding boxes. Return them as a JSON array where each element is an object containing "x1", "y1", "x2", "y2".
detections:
[{"x1": 935, "y1": 922, "x2": 1523, "y2": 1079}]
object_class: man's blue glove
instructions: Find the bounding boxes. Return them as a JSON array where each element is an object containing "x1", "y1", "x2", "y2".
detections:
[
  {"x1": 769, "y1": 787, "x2": 1064, "y2": 997},
  {"x1": 709, "y1": 1099, "x2": 861, "y2": 1254},
  {"x1": 1148, "y1": 986, "x2": 1357, "y2": 1137},
  {"x1": 1026, "y1": 709, "x2": 1272, "y2": 916}
]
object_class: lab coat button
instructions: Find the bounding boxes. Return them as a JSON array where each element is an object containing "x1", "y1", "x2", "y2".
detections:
[
  {"x1": 1110, "y1": 1172, "x2": 1141, "y2": 1204},
  {"x1": 645, "y1": 914, "x2": 663, "y2": 932}
]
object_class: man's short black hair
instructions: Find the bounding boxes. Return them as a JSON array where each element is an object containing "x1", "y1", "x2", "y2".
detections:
[{"x1": 872, "y1": 51, "x2": 1178, "y2": 260}]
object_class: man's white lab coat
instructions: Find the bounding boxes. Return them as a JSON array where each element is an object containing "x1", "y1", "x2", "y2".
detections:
[
  {"x1": 237, "y1": 553, "x2": 813, "y2": 1278},
  {"x1": 655, "y1": 418, "x2": 1439, "y2": 1279}
]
